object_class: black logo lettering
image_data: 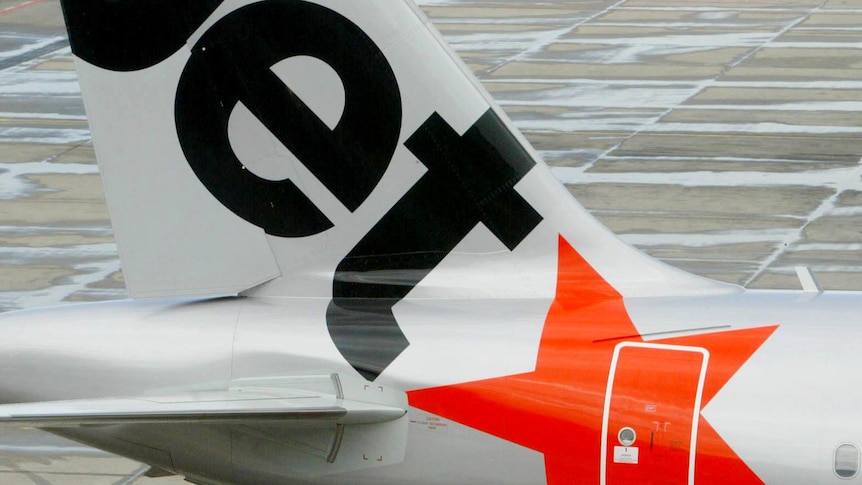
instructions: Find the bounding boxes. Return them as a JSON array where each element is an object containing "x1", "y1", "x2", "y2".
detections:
[
  {"x1": 66, "y1": 0, "x2": 545, "y2": 381},
  {"x1": 170, "y1": 2, "x2": 543, "y2": 379},
  {"x1": 328, "y1": 109, "x2": 542, "y2": 380},
  {"x1": 175, "y1": 1, "x2": 401, "y2": 237},
  {"x1": 60, "y1": 0, "x2": 225, "y2": 72}
]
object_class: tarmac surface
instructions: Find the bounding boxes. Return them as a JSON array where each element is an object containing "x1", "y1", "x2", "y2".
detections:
[{"x1": 1, "y1": 0, "x2": 862, "y2": 482}]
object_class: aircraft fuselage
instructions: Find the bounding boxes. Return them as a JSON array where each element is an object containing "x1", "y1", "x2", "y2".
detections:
[{"x1": 0, "y1": 287, "x2": 859, "y2": 485}]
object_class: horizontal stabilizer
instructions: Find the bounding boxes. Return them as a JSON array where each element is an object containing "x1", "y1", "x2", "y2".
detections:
[{"x1": 0, "y1": 387, "x2": 406, "y2": 428}]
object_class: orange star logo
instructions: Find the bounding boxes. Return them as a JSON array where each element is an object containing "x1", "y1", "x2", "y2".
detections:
[{"x1": 410, "y1": 236, "x2": 776, "y2": 484}]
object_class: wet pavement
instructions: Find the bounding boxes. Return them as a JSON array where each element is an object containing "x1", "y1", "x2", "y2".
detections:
[{"x1": 426, "y1": 0, "x2": 862, "y2": 290}]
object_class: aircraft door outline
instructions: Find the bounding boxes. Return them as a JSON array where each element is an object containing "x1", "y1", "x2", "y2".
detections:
[{"x1": 600, "y1": 342, "x2": 709, "y2": 485}]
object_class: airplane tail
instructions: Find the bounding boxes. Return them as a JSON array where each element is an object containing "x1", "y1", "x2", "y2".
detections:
[{"x1": 59, "y1": 0, "x2": 734, "y2": 377}]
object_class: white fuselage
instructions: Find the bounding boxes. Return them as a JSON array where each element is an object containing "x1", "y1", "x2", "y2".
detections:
[{"x1": 0, "y1": 290, "x2": 858, "y2": 485}]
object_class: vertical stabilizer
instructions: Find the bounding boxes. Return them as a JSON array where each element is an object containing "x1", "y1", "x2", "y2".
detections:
[{"x1": 59, "y1": 0, "x2": 736, "y2": 305}]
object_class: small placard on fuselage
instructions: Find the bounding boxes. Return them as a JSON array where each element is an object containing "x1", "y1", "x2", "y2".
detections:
[{"x1": 613, "y1": 446, "x2": 639, "y2": 464}]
